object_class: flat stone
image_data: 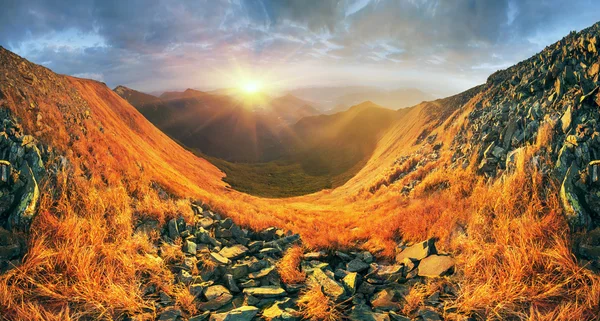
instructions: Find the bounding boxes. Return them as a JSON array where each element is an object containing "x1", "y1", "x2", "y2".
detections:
[
  {"x1": 374, "y1": 264, "x2": 404, "y2": 282},
  {"x1": 347, "y1": 258, "x2": 369, "y2": 273},
  {"x1": 209, "y1": 306, "x2": 259, "y2": 321},
  {"x1": 219, "y1": 244, "x2": 249, "y2": 260},
  {"x1": 197, "y1": 285, "x2": 233, "y2": 311},
  {"x1": 304, "y1": 251, "x2": 326, "y2": 260},
  {"x1": 396, "y1": 239, "x2": 436, "y2": 262},
  {"x1": 248, "y1": 265, "x2": 275, "y2": 279},
  {"x1": 309, "y1": 268, "x2": 346, "y2": 301},
  {"x1": 210, "y1": 252, "x2": 230, "y2": 265},
  {"x1": 242, "y1": 286, "x2": 287, "y2": 298},
  {"x1": 418, "y1": 255, "x2": 455, "y2": 277}
]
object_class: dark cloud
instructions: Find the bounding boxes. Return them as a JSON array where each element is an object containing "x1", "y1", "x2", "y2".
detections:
[{"x1": 1, "y1": 0, "x2": 599, "y2": 94}]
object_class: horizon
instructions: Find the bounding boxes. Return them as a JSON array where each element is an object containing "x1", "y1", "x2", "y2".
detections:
[{"x1": 2, "y1": 0, "x2": 600, "y2": 97}]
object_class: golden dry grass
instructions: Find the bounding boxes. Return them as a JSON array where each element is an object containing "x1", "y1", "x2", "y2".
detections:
[
  {"x1": 297, "y1": 282, "x2": 342, "y2": 321},
  {"x1": 0, "y1": 51, "x2": 598, "y2": 320},
  {"x1": 276, "y1": 245, "x2": 306, "y2": 284}
]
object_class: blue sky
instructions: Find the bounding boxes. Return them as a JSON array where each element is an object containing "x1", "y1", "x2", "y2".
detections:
[{"x1": 2, "y1": 0, "x2": 600, "y2": 96}]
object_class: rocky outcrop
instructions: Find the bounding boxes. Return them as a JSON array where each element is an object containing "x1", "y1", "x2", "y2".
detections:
[
  {"x1": 148, "y1": 204, "x2": 461, "y2": 321},
  {"x1": 0, "y1": 107, "x2": 47, "y2": 272},
  {"x1": 451, "y1": 22, "x2": 600, "y2": 231}
]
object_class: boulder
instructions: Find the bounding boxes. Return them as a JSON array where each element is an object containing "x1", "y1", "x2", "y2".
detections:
[
  {"x1": 309, "y1": 268, "x2": 346, "y2": 301},
  {"x1": 346, "y1": 258, "x2": 369, "y2": 273},
  {"x1": 342, "y1": 272, "x2": 361, "y2": 294},
  {"x1": 396, "y1": 239, "x2": 436, "y2": 262},
  {"x1": 417, "y1": 255, "x2": 455, "y2": 277},
  {"x1": 560, "y1": 163, "x2": 591, "y2": 230}
]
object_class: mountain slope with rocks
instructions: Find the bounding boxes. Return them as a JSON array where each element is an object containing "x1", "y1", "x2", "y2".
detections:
[{"x1": 2, "y1": 21, "x2": 600, "y2": 321}]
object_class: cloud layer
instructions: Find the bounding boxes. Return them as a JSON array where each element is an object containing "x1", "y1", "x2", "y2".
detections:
[{"x1": 2, "y1": 0, "x2": 599, "y2": 95}]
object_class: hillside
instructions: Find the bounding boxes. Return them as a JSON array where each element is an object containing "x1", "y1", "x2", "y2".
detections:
[
  {"x1": 116, "y1": 86, "x2": 320, "y2": 163},
  {"x1": 1, "y1": 21, "x2": 600, "y2": 321}
]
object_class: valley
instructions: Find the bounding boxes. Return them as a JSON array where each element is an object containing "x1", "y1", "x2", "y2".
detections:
[{"x1": 0, "y1": 3, "x2": 600, "y2": 321}]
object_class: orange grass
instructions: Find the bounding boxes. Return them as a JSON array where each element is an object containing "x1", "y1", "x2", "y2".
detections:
[
  {"x1": 276, "y1": 245, "x2": 306, "y2": 284},
  {"x1": 0, "y1": 49, "x2": 598, "y2": 320},
  {"x1": 297, "y1": 283, "x2": 342, "y2": 321}
]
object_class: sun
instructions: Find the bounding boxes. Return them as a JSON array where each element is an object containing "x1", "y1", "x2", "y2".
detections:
[{"x1": 242, "y1": 81, "x2": 261, "y2": 94}]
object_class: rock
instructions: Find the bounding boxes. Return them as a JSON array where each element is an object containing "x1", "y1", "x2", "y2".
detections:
[
  {"x1": 227, "y1": 263, "x2": 249, "y2": 280},
  {"x1": 349, "y1": 304, "x2": 391, "y2": 321},
  {"x1": 561, "y1": 105, "x2": 573, "y2": 133},
  {"x1": 262, "y1": 299, "x2": 299, "y2": 321},
  {"x1": 360, "y1": 251, "x2": 374, "y2": 263},
  {"x1": 184, "y1": 240, "x2": 197, "y2": 255},
  {"x1": 388, "y1": 312, "x2": 411, "y2": 321},
  {"x1": 210, "y1": 252, "x2": 231, "y2": 265},
  {"x1": 373, "y1": 264, "x2": 404, "y2": 283},
  {"x1": 418, "y1": 255, "x2": 455, "y2": 277},
  {"x1": 190, "y1": 283, "x2": 207, "y2": 297},
  {"x1": 560, "y1": 163, "x2": 591, "y2": 230},
  {"x1": 347, "y1": 258, "x2": 369, "y2": 273},
  {"x1": 9, "y1": 164, "x2": 39, "y2": 230},
  {"x1": 225, "y1": 274, "x2": 240, "y2": 292},
  {"x1": 242, "y1": 286, "x2": 287, "y2": 298},
  {"x1": 198, "y1": 285, "x2": 233, "y2": 310},
  {"x1": 209, "y1": 306, "x2": 259, "y2": 321},
  {"x1": 198, "y1": 217, "x2": 214, "y2": 229},
  {"x1": 304, "y1": 251, "x2": 326, "y2": 260},
  {"x1": 371, "y1": 288, "x2": 402, "y2": 311},
  {"x1": 589, "y1": 160, "x2": 600, "y2": 185},
  {"x1": 0, "y1": 243, "x2": 20, "y2": 259},
  {"x1": 167, "y1": 218, "x2": 179, "y2": 240},
  {"x1": 309, "y1": 268, "x2": 346, "y2": 301},
  {"x1": 396, "y1": 239, "x2": 436, "y2": 262},
  {"x1": 219, "y1": 245, "x2": 249, "y2": 260},
  {"x1": 342, "y1": 272, "x2": 361, "y2": 294},
  {"x1": 189, "y1": 312, "x2": 211, "y2": 321},
  {"x1": 248, "y1": 265, "x2": 275, "y2": 279},
  {"x1": 157, "y1": 306, "x2": 182, "y2": 321},
  {"x1": 418, "y1": 307, "x2": 442, "y2": 321}
]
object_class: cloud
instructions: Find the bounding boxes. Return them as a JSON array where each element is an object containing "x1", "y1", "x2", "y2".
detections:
[{"x1": 0, "y1": 0, "x2": 599, "y2": 95}]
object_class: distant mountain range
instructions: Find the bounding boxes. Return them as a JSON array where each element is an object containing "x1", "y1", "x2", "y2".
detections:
[
  {"x1": 114, "y1": 86, "x2": 321, "y2": 162},
  {"x1": 288, "y1": 86, "x2": 435, "y2": 113}
]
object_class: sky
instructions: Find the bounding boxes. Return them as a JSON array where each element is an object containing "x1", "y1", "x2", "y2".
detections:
[{"x1": 1, "y1": 0, "x2": 600, "y2": 96}]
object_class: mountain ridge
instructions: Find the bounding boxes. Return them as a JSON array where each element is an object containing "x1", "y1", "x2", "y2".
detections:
[{"x1": 2, "y1": 21, "x2": 600, "y2": 320}]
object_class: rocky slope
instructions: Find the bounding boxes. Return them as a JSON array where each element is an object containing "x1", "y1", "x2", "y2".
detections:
[
  {"x1": 150, "y1": 203, "x2": 457, "y2": 321},
  {"x1": 450, "y1": 23, "x2": 600, "y2": 231}
]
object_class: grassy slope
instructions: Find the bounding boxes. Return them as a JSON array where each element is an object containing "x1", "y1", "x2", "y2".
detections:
[{"x1": 1, "y1": 36, "x2": 599, "y2": 321}]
